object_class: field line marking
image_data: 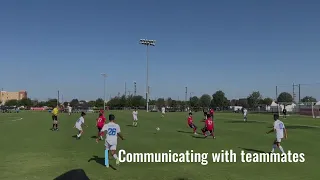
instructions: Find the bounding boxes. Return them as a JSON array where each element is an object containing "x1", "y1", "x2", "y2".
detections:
[
  {"x1": 218, "y1": 117, "x2": 320, "y2": 128},
  {"x1": 11, "y1": 117, "x2": 23, "y2": 121}
]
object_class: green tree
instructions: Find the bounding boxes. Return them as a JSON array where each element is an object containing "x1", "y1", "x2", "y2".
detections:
[
  {"x1": 19, "y1": 98, "x2": 32, "y2": 107},
  {"x1": 199, "y1": 94, "x2": 211, "y2": 107},
  {"x1": 277, "y1": 92, "x2": 293, "y2": 103},
  {"x1": 301, "y1": 96, "x2": 317, "y2": 103},
  {"x1": 247, "y1": 91, "x2": 262, "y2": 108},
  {"x1": 119, "y1": 95, "x2": 126, "y2": 107},
  {"x1": 166, "y1": 98, "x2": 173, "y2": 107},
  {"x1": 171, "y1": 100, "x2": 177, "y2": 108},
  {"x1": 132, "y1": 95, "x2": 145, "y2": 107},
  {"x1": 149, "y1": 99, "x2": 156, "y2": 105},
  {"x1": 238, "y1": 98, "x2": 249, "y2": 108},
  {"x1": 5, "y1": 99, "x2": 19, "y2": 106},
  {"x1": 70, "y1": 99, "x2": 79, "y2": 107},
  {"x1": 263, "y1": 97, "x2": 273, "y2": 105},
  {"x1": 46, "y1": 99, "x2": 58, "y2": 107},
  {"x1": 189, "y1": 96, "x2": 199, "y2": 108},
  {"x1": 95, "y1": 98, "x2": 104, "y2": 107},
  {"x1": 156, "y1": 98, "x2": 165, "y2": 107},
  {"x1": 88, "y1": 100, "x2": 96, "y2": 107},
  {"x1": 211, "y1": 90, "x2": 228, "y2": 108}
]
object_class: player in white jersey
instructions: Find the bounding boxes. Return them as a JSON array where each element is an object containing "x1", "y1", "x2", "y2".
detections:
[
  {"x1": 73, "y1": 112, "x2": 88, "y2": 139},
  {"x1": 132, "y1": 108, "x2": 138, "y2": 127},
  {"x1": 161, "y1": 106, "x2": 166, "y2": 117},
  {"x1": 68, "y1": 105, "x2": 72, "y2": 116},
  {"x1": 97, "y1": 114, "x2": 124, "y2": 166},
  {"x1": 243, "y1": 108, "x2": 248, "y2": 121},
  {"x1": 267, "y1": 114, "x2": 288, "y2": 153}
]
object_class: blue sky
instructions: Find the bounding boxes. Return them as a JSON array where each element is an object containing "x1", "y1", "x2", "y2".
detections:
[{"x1": 1, "y1": 0, "x2": 320, "y2": 101}]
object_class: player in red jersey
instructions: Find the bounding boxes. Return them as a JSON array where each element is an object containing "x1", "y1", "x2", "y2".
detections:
[
  {"x1": 96, "y1": 110, "x2": 106, "y2": 140},
  {"x1": 209, "y1": 108, "x2": 215, "y2": 119},
  {"x1": 201, "y1": 114, "x2": 215, "y2": 139},
  {"x1": 187, "y1": 112, "x2": 197, "y2": 135}
]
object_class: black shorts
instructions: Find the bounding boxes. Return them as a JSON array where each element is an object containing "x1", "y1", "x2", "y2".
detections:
[
  {"x1": 52, "y1": 115, "x2": 58, "y2": 121},
  {"x1": 202, "y1": 127, "x2": 213, "y2": 133},
  {"x1": 97, "y1": 127, "x2": 102, "y2": 132}
]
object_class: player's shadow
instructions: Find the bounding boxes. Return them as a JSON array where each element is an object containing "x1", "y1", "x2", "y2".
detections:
[
  {"x1": 174, "y1": 178, "x2": 190, "y2": 180},
  {"x1": 191, "y1": 135, "x2": 206, "y2": 139},
  {"x1": 91, "y1": 136, "x2": 98, "y2": 139},
  {"x1": 225, "y1": 120, "x2": 266, "y2": 124},
  {"x1": 238, "y1": 147, "x2": 266, "y2": 153},
  {"x1": 88, "y1": 155, "x2": 116, "y2": 170},
  {"x1": 126, "y1": 125, "x2": 133, "y2": 127},
  {"x1": 71, "y1": 135, "x2": 77, "y2": 138},
  {"x1": 267, "y1": 125, "x2": 317, "y2": 130},
  {"x1": 177, "y1": 130, "x2": 193, "y2": 134}
]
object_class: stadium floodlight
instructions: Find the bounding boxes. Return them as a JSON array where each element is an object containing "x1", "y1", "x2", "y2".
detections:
[
  {"x1": 101, "y1": 73, "x2": 107, "y2": 110},
  {"x1": 139, "y1": 38, "x2": 156, "y2": 112}
]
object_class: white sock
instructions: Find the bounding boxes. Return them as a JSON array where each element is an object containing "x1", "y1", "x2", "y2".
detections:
[
  {"x1": 113, "y1": 154, "x2": 118, "y2": 159},
  {"x1": 279, "y1": 146, "x2": 285, "y2": 153},
  {"x1": 271, "y1": 144, "x2": 277, "y2": 152}
]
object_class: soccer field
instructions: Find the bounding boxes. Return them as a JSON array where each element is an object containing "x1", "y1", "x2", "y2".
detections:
[{"x1": 1, "y1": 111, "x2": 320, "y2": 180}]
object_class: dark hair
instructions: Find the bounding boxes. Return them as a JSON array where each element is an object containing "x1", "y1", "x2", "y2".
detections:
[
  {"x1": 273, "y1": 114, "x2": 279, "y2": 120},
  {"x1": 189, "y1": 112, "x2": 192, "y2": 115},
  {"x1": 207, "y1": 114, "x2": 211, "y2": 118},
  {"x1": 109, "y1": 114, "x2": 115, "y2": 121},
  {"x1": 81, "y1": 112, "x2": 86, "y2": 116}
]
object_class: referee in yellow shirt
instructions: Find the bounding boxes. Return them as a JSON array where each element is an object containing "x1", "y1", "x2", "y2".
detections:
[{"x1": 52, "y1": 106, "x2": 59, "y2": 131}]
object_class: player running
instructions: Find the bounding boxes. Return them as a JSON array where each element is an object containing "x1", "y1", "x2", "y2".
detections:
[
  {"x1": 74, "y1": 112, "x2": 88, "y2": 139},
  {"x1": 96, "y1": 111, "x2": 106, "y2": 140},
  {"x1": 209, "y1": 108, "x2": 215, "y2": 119},
  {"x1": 97, "y1": 114, "x2": 124, "y2": 167},
  {"x1": 267, "y1": 114, "x2": 287, "y2": 153},
  {"x1": 283, "y1": 107, "x2": 287, "y2": 119},
  {"x1": 52, "y1": 106, "x2": 59, "y2": 131},
  {"x1": 68, "y1": 105, "x2": 72, "y2": 116},
  {"x1": 201, "y1": 114, "x2": 215, "y2": 139},
  {"x1": 243, "y1": 108, "x2": 248, "y2": 122},
  {"x1": 132, "y1": 108, "x2": 138, "y2": 127},
  {"x1": 187, "y1": 112, "x2": 197, "y2": 135},
  {"x1": 161, "y1": 106, "x2": 166, "y2": 117}
]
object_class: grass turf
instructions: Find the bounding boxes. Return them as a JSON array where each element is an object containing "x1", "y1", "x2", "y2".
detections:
[{"x1": 0, "y1": 111, "x2": 320, "y2": 180}]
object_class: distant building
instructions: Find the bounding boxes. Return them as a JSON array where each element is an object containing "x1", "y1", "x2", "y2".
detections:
[{"x1": 0, "y1": 90, "x2": 27, "y2": 104}]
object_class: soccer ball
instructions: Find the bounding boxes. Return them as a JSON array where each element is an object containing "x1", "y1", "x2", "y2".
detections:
[{"x1": 156, "y1": 127, "x2": 160, "y2": 131}]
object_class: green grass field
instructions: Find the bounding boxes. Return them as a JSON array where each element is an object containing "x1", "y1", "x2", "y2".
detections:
[{"x1": 1, "y1": 111, "x2": 320, "y2": 180}]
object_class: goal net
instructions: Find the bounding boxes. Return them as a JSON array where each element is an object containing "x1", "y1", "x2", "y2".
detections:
[{"x1": 299, "y1": 102, "x2": 320, "y2": 118}]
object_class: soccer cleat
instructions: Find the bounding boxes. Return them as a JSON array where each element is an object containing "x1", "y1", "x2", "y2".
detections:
[
  {"x1": 116, "y1": 158, "x2": 120, "y2": 165},
  {"x1": 194, "y1": 132, "x2": 198, "y2": 135}
]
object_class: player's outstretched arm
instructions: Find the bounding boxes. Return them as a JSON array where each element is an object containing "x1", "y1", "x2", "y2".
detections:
[
  {"x1": 266, "y1": 128, "x2": 274, "y2": 134},
  {"x1": 117, "y1": 133, "x2": 124, "y2": 140},
  {"x1": 284, "y1": 128, "x2": 288, "y2": 139}
]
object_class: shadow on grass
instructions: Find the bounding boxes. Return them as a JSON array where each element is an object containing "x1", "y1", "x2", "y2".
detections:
[
  {"x1": 191, "y1": 135, "x2": 206, "y2": 139},
  {"x1": 71, "y1": 135, "x2": 77, "y2": 138},
  {"x1": 54, "y1": 169, "x2": 89, "y2": 180},
  {"x1": 238, "y1": 147, "x2": 266, "y2": 153},
  {"x1": 225, "y1": 120, "x2": 266, "y2": 124},
  {"x1": 91, "y1": 136, "x2": 97, "y2": 139},
  {"x1": 88, "y1": 156, "x2": 116, "y2": 170},
  {"x1": 126, "y1": 124, "x2": 133, "y2": 127},
  {"x1": 177, "y1": 130, "x2": 193, "y2": 134},
  {"x1": 174, "y1": 178, "x2": 190, "y2": 180}
]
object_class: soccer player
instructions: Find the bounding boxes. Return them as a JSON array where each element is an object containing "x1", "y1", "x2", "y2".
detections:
[
  {"x1": 267, "y1": 114, "x2": 287, "y2": 153},
  {"x1": 132, "y1": 108, "x2": 138, "y2": 127},
  {"x1": 187, "y1": 112, "x2": 197, "y2": 134},
  {"x1": 96, "y1": 111, "x2": 106, "y2": 140},
  {"x1": 97, "y1": 114, "x2": 124, "y2": 167},
  {"x1": 74, "y1": 112, "x2": 88, "y2": 139},
  {"x1": 201, "y1": 114, "x2": 215, "y2": 138},
  {"x1": 209, "y1": 108, "x2": 215, "y2": 119},
  {"x1": 52, "y1": 106, "x2": 59, "y2": 131},
  {"x1": 68, "y1": 105, "x2": 72, "y2": 116},
  {"x1": 283, "y1": 107, "x2": 287, "y2": 119},
  {"x1": 243, "y1": 108, "x2": 248, "y2": 122},
  {"x1": 203, "y1": 108, "x2": 208, "y2": 120},
  {"x1": 161, "y1": 106, "x2": 166, "y2": 117}
]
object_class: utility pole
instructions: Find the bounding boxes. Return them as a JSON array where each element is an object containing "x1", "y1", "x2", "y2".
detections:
[
  {"x1": 125, "y1": 82, "x2": 127, "y2": 97},
  {"x1": 185, "y1": 87, "x2": 188, "y2": 102},
  {"x1": 57, "y1": 90, "x2": 60, "y2": 107},
  {"x1": 276, "y1": 86, "x2": 278, "y2": 101},
  {"x1": 134, "y1": 81, "x2": 137, "y2": 96},
  {"x1": 139, "y1": 39, "x2": 156, "y2": 112}
]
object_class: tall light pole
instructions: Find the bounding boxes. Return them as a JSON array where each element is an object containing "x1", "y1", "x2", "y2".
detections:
[
  {"x1": 101, "y1": 73, "x2": 107, "y2": 110},
  {"x1": 139, "y1": 39, "x2": 156, "y2": 112}
]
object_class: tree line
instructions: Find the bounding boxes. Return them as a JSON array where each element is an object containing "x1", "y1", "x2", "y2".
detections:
[{"x1": 1, "y1": 90, "x2": 317, "y2": 109}]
